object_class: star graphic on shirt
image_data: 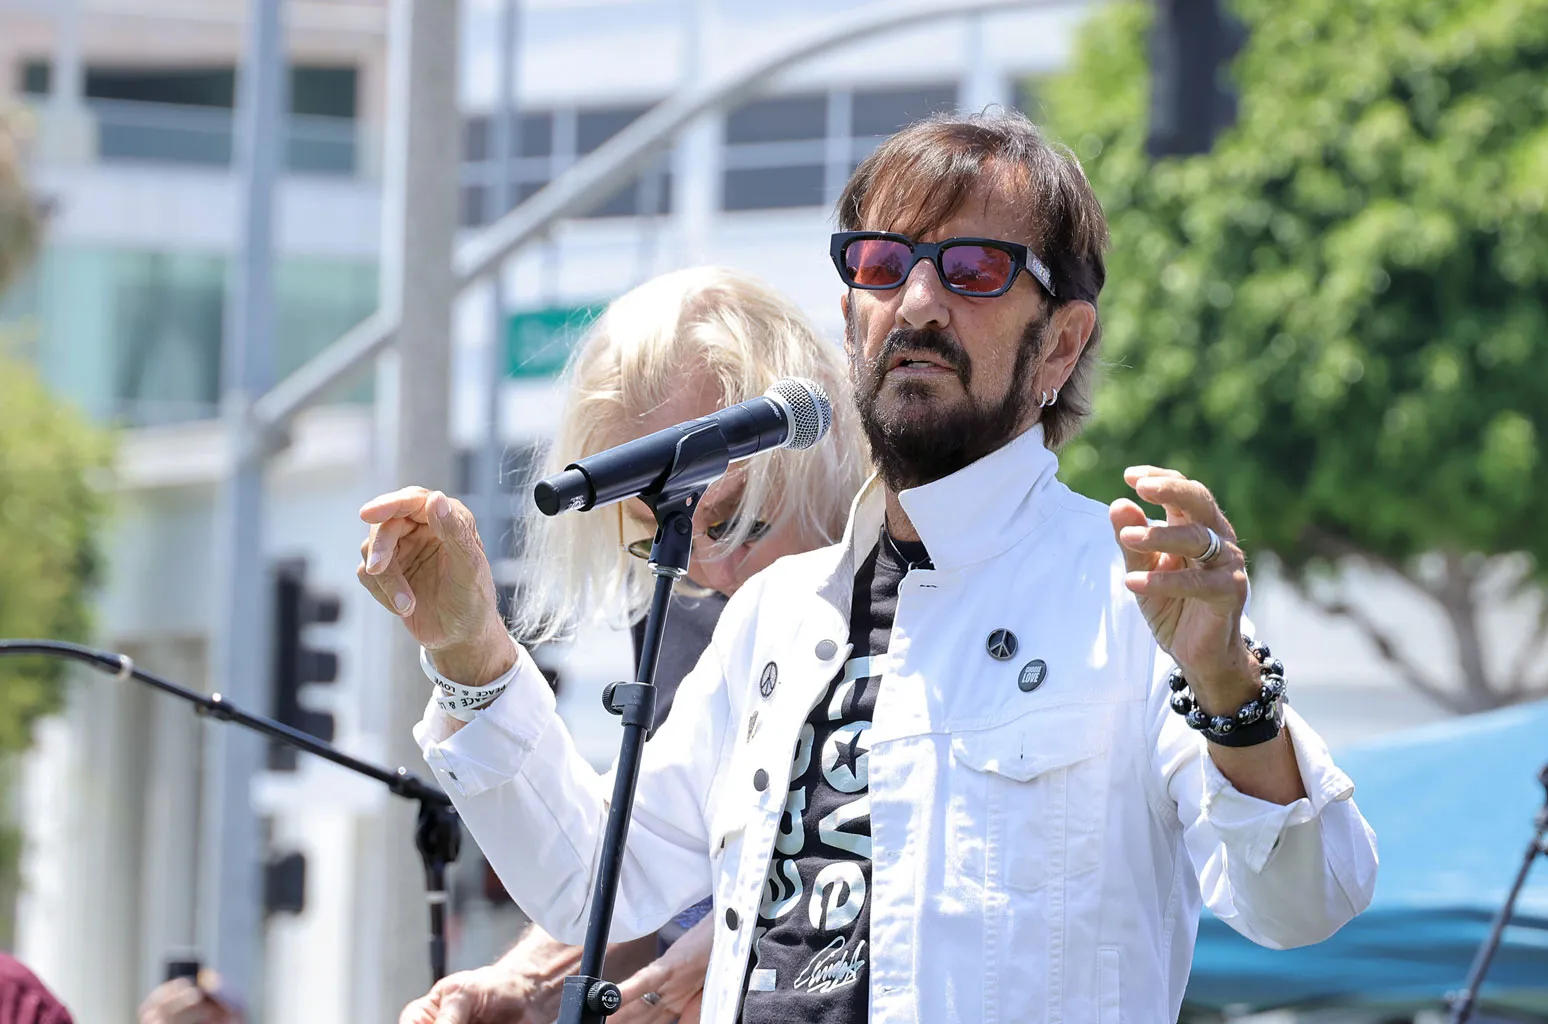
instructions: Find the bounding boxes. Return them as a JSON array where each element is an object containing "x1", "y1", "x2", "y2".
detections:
[{"x1": 833, "y1": 729, "x2": 868, "y2": 776}]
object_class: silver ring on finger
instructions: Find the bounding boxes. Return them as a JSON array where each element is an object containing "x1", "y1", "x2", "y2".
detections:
[
  {"x1": 641, "y1": 992, "x2": 662, "y2": 1007},
  {"x1": 1196, "y1": 526, "x2": 1223, "y2": 566}
]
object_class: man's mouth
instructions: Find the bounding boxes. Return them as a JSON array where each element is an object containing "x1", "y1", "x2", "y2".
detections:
[{"x1": 885, "y1": 352, "x2": 957, "y2": 375}]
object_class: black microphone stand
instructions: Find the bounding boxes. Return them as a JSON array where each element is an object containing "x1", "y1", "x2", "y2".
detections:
[
  {"x1": 0, "y1": 638, "x2": 460, "y2": 982},
  {"x1": 1448, "y1": 762, "x2": 1548, "y2": 1023},
  {"x1": 555, "y1": 472, "x2": 709, "y2": 1022}
]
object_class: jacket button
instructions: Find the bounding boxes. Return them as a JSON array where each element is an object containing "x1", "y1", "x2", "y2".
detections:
[
  {"x1": 725, "y1": 908, "x2": 739, "y2": 930},
  {"x1": 753, "y1": 769, "x2": 769, "y2": 791},
  {"x1": 815, "y1": 639, "x2": 838, "y2": 660}
]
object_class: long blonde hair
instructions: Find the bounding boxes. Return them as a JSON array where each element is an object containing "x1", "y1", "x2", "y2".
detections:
[{"x1": 510, "y1": 266, "x2": 868, "y2": 643}]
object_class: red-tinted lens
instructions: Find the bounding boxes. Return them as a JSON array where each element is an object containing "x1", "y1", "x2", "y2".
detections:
[
  {"x1": 941, "y1": 244, "x2": 1014, "y2": 294},
  {"x1": 844, "y1": 238, "x2": 912, "y2": 288}
]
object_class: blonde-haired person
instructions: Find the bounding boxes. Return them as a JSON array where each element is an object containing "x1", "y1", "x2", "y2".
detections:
[{"x1": 374, "y1": 266, "x2": 868, "y2": 1024}]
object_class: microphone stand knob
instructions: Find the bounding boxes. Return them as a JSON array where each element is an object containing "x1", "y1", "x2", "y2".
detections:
[{"x1": 586, "y1": 980, "x2": 622, "y2": 1016}]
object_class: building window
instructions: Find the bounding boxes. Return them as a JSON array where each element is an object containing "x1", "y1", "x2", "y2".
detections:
[
  {"x1": 576, "y1": 104, "x2": 648, "y2": 153},
  {"x1": 460, "y1": 184, "x2": 488, "y2": 229},
  {"x1": 725, "y1": 94, "x2": 827, "y2": 144},
  {"x1": 723, "y1": 165, "x2": 825, "y2": 211},
  {"x1": 720, "y1": 84, "x2": 959, "y2": 212},
  {"x1": 15, "y1": 247, "x2": 376, "y2": 426},
  {"x1": 20, "y1": 61, "x2": 359, "y2": 174},
  {"x1": 851, "y1": 84, "x2": 958, "y2": 139},
  {"x1": 515, "y1": 112, "x2": 553, "y2": 158},
  {"x1": 848, "y1": 83, "x2": 959, "y2": 169},
  {"x1": 458, "y1": 103, "x2": 668, "y2": 226},
  {"x1": 464, "y1": 116, "x2": 491, "y2": 163},
  {"x1": 574, "y1": 104, "x2": 670, "y2": 219}
]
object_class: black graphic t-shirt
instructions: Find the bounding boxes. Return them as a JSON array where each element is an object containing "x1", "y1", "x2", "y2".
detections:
[{"x1": 740, "y1": 529, "x2": 930, "y2": 1023}]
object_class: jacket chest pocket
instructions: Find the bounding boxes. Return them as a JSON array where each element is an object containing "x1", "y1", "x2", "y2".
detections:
[{"x1": 947, "y1": 703, "x2": 1114, "y2": 895}]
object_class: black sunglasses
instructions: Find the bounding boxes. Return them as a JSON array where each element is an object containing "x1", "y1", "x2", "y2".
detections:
[
  {"x1": 830, "y1": 231, "x2": 1057, "y2": 299},
  {"x1": 625, "y1": 517, "x2": 772, "y2": 561}
]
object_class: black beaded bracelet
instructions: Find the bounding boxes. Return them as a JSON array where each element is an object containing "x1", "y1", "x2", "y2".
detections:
[{"x1": 1166, "y1": 636, "x2": 1286, "y2": 748}]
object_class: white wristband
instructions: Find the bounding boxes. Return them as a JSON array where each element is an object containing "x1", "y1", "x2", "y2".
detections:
[
  {"x1": 421, "y1": 646, "x2": 510, "y2": 721},
  {"x1": 435, "y1": 689, "x2": 505, "y2": 721}
]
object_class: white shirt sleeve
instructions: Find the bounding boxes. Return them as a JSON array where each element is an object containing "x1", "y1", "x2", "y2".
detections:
[
  {"x1": 414, "y1": 636, "x2": 736, "y2": 945},
  {"x1": 1147, "y1": 650, "x2": 1380, "y2": 950}
]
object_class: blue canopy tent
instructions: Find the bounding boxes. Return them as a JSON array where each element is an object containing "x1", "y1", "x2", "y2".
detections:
[{"x1": 1184, "y1": 700, "x2": 1548, "y2": 1018}]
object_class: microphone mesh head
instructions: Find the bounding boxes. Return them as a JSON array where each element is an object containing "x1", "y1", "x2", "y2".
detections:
[{"x1": 767, "y1": 377, "x2": 832, "y2": 451}]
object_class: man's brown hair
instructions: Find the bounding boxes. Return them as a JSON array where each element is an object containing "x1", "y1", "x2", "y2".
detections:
[{"x1": 836, "y1": 110, "x2": 1109, "y2": 448}]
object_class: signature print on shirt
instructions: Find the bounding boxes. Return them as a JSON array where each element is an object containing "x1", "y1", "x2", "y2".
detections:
[{"x1": 794, "y1": 936, "x2": 869, "y2": 993}]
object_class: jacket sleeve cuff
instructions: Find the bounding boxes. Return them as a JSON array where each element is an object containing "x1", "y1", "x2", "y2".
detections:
[
  {"x1": 413, "y1": 643, "x2": 559, "y2": 798},
  {"x1": 1199, "y1": 704, "x2": 1356, "y2": 873}
]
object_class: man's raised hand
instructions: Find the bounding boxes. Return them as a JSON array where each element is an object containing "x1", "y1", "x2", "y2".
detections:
[
  {"x1": 358, "y1": 486, "x2": 516, "y2": 687},
  {"x1": 1109, "y1": 466, "x2": 1257, "y2": 714}
]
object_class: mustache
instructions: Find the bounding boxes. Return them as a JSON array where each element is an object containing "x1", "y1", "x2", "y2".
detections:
[{"x1": 874, "y1": 328, "x2": 971, "y2": 380}]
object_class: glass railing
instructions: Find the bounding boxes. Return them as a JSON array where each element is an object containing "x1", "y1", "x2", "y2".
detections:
[
  {"x1": 31, "y1": 98, "x2": 370, "y2": 177},
  {"x1": 1, "y1": 245, "x2": 379, "y2": 427}
]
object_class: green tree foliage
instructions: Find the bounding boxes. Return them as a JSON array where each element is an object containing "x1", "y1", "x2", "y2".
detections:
[
  {"x1": 0, "y1": 107, "x2": 112, "y2": 752},
  {"x1": 1044, "y1": 0, "x2": 1548, "y2": 712},
  {"x1": 0, "y1": 109, "x2": 36, "y2": 298}
]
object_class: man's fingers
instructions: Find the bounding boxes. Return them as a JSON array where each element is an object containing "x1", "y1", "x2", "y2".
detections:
[
  {"x1": 615, "y1": 962, "x2": 666, "y2": 1003},
  {"x1": 364, "y1": 516, "x2": 421, "y2": 575},
  {"x1": 1129, "y1": 474, "x2": 1232, "y2": 536},
  {"x1": 427, "y1": 491, "x2": 487, "y2": 555},
  {"x1": 433, "y1": 990, "x2": 474, "y2": 1024},
  {"x1": 360, "y1": 485, "x2": 434, "y2": 524},
  {"x1": 1122, "y1": 465, "x2": 1186, "y2": 488},
  {"x1": 1109, "y1": 498, "x2": 1157, "y2": 574},
  {"x1": 161, "y1": 983, "x2": 209, "y2": 1020},
  {"x1": 1124, "y1": 566, "x2": 1247, "y2": 604},
  {"x1": 607, "y1": 1001, "x2": 666, "y2": 1024},
  {"x1": 357, "y1": 554, "x2": 416, "y2": 614},
  {"x1": 612, "y1": 959, "x2": 674, "y2": 1024},
  {"x1": 399, "y1": 996, "x2": 437, "y2": 1024},
  {"x1": 376, "y1": 566, "x2": 417, "y2": 616},
  {"x1": 1117, "y1": 522, "x2": 1240, "y2": 566}
]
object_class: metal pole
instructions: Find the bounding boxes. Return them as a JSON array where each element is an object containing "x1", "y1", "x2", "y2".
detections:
[
  {"x1": 474, "y1": 0, "x2": 519, "y2": 563},
  {"x1": 50, "y1": 0, "x2": 83, "y2": 113},
  {"x1": 42, "y1": 0, "x2": 91, "y2": 165},
  {"x1": 198, "y1": 0, "x2": 285, "y2": 1007},
  {"x1": 376, "y1": 0, "x2": 462, "y2": 1004},
  {"x1": 671, "y1": 0, "x2": 716, "y2": 268}
]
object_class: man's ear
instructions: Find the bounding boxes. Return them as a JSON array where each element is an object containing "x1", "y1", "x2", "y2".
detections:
[{"x1": 1042, "y1": 300, "x2": 1097, "y2": 390}]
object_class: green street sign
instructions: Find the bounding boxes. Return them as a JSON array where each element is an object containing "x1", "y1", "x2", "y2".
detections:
[{"x1": 505, "y1": 303, "x2": 607, "y2": 378}]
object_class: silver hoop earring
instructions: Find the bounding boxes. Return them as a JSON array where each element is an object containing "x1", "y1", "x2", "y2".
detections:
[{"x1": 1039, "y1": 386, "x2": 1060, "y2": 408}]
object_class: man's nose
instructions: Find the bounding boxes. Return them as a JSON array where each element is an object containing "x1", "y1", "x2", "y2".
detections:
[{"x1": 896, "y1": 259, "x2": 951, "y2": 332}]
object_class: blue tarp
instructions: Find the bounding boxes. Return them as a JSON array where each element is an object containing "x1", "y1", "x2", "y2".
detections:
[{"x1": 1185, "y1": 700, "x2": 1548, "y2": 1015}]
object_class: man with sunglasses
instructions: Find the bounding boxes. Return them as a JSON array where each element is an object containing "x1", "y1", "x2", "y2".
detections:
[{"x1": 392, "y1": 112, "x2": 1377, "y2": 1024}]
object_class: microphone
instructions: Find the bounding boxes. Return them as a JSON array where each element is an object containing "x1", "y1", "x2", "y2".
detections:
[{"x1": 533, "y1": 377, "x2": 833, "y2": 516}]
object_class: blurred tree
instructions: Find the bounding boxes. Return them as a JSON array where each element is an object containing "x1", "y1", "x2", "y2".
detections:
[
  {"x1": 0, "y1": 106, "x2": 112, "y2": 933},
  {"x1": 0, "y1": 108, "x2": 37, "y2": 296},
  {"x1": 1045, "y1": 0, "x2": 1548, "y2": 713}
]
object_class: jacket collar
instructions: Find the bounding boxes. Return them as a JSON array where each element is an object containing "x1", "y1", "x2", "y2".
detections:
[{"x1": 814, "y1": 423, "x2": 1062, "y2": 615}]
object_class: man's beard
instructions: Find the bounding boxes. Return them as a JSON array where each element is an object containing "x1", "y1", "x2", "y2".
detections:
[{"x1": 847, "y1": 309, "x2": 1049, "y2": 492}]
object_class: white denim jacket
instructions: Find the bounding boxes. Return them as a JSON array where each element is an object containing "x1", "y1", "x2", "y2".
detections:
[{"x1": 416, "y1": 425, "x2": 1378, "y2": 1024}]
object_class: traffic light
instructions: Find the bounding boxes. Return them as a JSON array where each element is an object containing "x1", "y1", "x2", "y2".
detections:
[
  {"x1": 263, "y1": 850, "x2": 307, "y2": 916},
  {"x1": 268, "y1": 559, "x2": 341, "y2": 771},
  {"x1": 1146, "y1": 0, "x2": 1246, "y2": 158}
]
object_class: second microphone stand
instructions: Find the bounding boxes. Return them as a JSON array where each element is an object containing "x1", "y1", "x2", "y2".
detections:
[
  {"x1": 0, "y1": 639, "x2": 461, "y2": 982},
  {"x1": 1448, "y1": 762, "x2": 1548, "y2": 1023}
]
